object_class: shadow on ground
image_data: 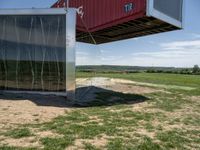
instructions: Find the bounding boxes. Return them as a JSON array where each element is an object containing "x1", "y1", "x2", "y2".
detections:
[{"x1": 0, "y1": 86, "x2": 148, "y2": 108}]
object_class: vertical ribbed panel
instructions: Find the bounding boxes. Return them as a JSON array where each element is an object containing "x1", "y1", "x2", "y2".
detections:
[{"x1": 52, "y1": 0, "x2": 146, "y2": 32}]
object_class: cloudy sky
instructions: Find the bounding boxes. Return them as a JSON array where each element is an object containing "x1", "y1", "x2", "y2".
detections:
[{"x1": 1, "y1": 0, "x2": 200, "y2": 67}]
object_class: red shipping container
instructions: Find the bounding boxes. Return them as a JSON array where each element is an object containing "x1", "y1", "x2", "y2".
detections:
[
  {"x1": 52, "y1": 0, "x2": 184, "y2": 44},
  {"x1": 53, "y1": 0, "x2": 146, "y2": 32}
]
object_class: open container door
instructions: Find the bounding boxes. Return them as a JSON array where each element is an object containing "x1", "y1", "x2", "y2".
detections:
[
  {"x1": 147, "y1": 0, "x2": 184, "y2": 28},
  {"x1": 0, "y1": 8, "x2": 76, "y2": 100}
]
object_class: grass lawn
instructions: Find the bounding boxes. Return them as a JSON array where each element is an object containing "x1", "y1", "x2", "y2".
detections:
[
  {"x1": 77, "y1": 72, "x2": 200, "y2": 95},
  {"x1": 76, "y1": 72, "x2": 200, "y2": 88},
  {"x1": 0, "y1": 72, "x2": 200, "y2": 150}
]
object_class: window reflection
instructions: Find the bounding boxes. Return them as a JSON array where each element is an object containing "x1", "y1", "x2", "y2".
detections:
[{"x1": 0, "y1": 15, "x2": 66, "y2": 92}]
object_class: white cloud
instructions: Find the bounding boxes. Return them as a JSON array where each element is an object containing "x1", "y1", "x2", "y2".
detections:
[
  {"x1": 161, "y1": 40, "x2": 200, "y2": 50},
  {"x1": 76, "y1": 39, "x2": 200, "y2": 67},
  {"x1": 129, "y1": 39, "x2": 200, "y2": 67},
  {"x1": 76, "y1": 51, "x2": 90, "y2": 56},
  {"x1": 101, "y1": 56, "x2": 123, "y2": 61},
  {"x1": 76, "y1": 49, "x2": 101, "y2": 65},
  {"x1": 131, "y1": 49, "x2": 200, "y2": 59},
  {"x1": 190, "y1": 33, "x2": 200, "y2": 38}
]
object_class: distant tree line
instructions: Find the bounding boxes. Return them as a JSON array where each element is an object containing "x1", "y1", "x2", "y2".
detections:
[
  {"x1": 146, "y1": 69, "x2": 192, "y2": 74},
  {"x1": 192, "y1": 65, "x2": 200, "y2": 74},
  {"x1": 146, "y1": 65, "x2": 200, "y2": 75},
  {"x1": 76, "y1": 65, "x2": 200, "y2": 75},
  {"x1": 76, "y1": 69, "x2": 140, "y2": 74}
]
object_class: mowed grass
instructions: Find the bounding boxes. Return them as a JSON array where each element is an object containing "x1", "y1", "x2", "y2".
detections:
[
  {"x1": 0, "y1": 72, "x2": 200, "y2": 149},
  {"x1": 77, "y1": 72, "x2": 200, "y2": 88},
  {"x1": 77, "y1": 72, "x2": 200, "y2": 96}
]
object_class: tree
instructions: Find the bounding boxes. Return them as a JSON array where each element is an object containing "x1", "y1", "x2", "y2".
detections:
[{"x1": 192, "y1": 65, "x2": 200, "y2": 74}]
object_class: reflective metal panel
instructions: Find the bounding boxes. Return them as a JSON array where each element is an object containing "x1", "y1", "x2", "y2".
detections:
[
  {"x1": 0, "y1": 8, "x2": 76, "y2": 99},
  {"x1": 66, "y1": 9, "x2": 76, "y2": 100}
]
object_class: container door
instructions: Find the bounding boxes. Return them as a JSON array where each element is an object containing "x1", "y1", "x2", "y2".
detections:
[{"x1": 147, "y1": 0, "x2": 184, "y2": 28}]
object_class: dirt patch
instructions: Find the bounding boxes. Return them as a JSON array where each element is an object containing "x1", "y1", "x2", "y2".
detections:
[
  {"x1": 0, "y1": 129, "x2": 64, "y2": 148},
  {"x1": 34, "y1": 130, "x2": 63, "y2": 139},
  {"x1": 67, "y1": 135, "x2": 108, "y2": 150},
  {"x1": 111, "y1": 78, "x2": 195, "y2": 91},
  {"x1": 88, "y1": 116, "x2": 103, "y2": 123},
  {"x1": 0, "y1": 99, "x2": 69, "y2": 129},
  {"x1": 190, "y1": 96, "x2": 200, "y2": 103},
  {"x1": 110, "y1": 78, "x2": 135, "y2": 84},
  {"x1": 135, "y1": 128, "x2": 156, "y2": 139},
  {"x1": 77, "y1": 77, "x2": 158, "y2": 94},
  {"x1": 0, "y1": 135, "x2": 5, "y2": 141},
  {"x1": 106, "y1": 84, "x2": 157, "y2": 94},
  {"x1": 0, "y1": 77, "x2": 154, "y2": 130},
  {"x1": 0, "y1": 136, "x2": 41, "y2": 148}
]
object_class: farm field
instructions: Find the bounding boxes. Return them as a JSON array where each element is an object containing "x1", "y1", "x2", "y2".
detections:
[{"x1": 0, "y1": 72, "x2": 200, "y2": 150}]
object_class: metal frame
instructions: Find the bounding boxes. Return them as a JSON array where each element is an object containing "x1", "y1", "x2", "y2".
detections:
[
  {"x1": 181, "y1": 0, "x2": 186, "y2": 29},
  {"x1": 0, "y1": 8, "x2": 77, "y2": 100},
  {"x1": 147, "y1": 0, "x2": 184, "y2": 28},
  {"x1": 66, "y1": 8, "x2": 76, "y2": 100},
  {"x1": 0, "y1": 8, "x2": 69, "y2": 15}
]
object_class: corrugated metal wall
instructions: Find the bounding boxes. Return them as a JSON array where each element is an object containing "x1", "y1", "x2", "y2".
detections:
[{"x1": 52, "y1": 0, "x2": 146, "y2": 32}]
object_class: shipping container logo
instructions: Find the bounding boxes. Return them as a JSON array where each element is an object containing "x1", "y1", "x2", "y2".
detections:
[{"x1": 124, "y1": 3, "x2": 134, "y2": 13}]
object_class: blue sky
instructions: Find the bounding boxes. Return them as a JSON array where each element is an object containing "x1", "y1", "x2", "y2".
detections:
[{"x1": 0, "y1": 0, "x2": 200, "y2": 67}]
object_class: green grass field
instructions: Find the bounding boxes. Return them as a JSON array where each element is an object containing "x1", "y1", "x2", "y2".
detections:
[
  {"x1": 77, "y1": 72, "x2": 200, "y2": 94},
  {"x1": 0, "y1": 72, "x2": 200, "y2": 150},
  {"x1": 77, "y1": 72, "x2": 200, "y2": 88}
]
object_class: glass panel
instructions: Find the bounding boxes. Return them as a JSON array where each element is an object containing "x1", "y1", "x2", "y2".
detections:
[
  {"x1": 0, "y1": 15, "x2": 66, "y2": 92},
  {"x1": 76, "y1": 43, "x2": 102, "y2": 100}
]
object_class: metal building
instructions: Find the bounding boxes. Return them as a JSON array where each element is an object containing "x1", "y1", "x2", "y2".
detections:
[
  {"x1": 0, "y1": 8, "x2": 76, "y2": 100},
  {"x1": 0, "y1": 0, "x2": 184, "y2": 100}
]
